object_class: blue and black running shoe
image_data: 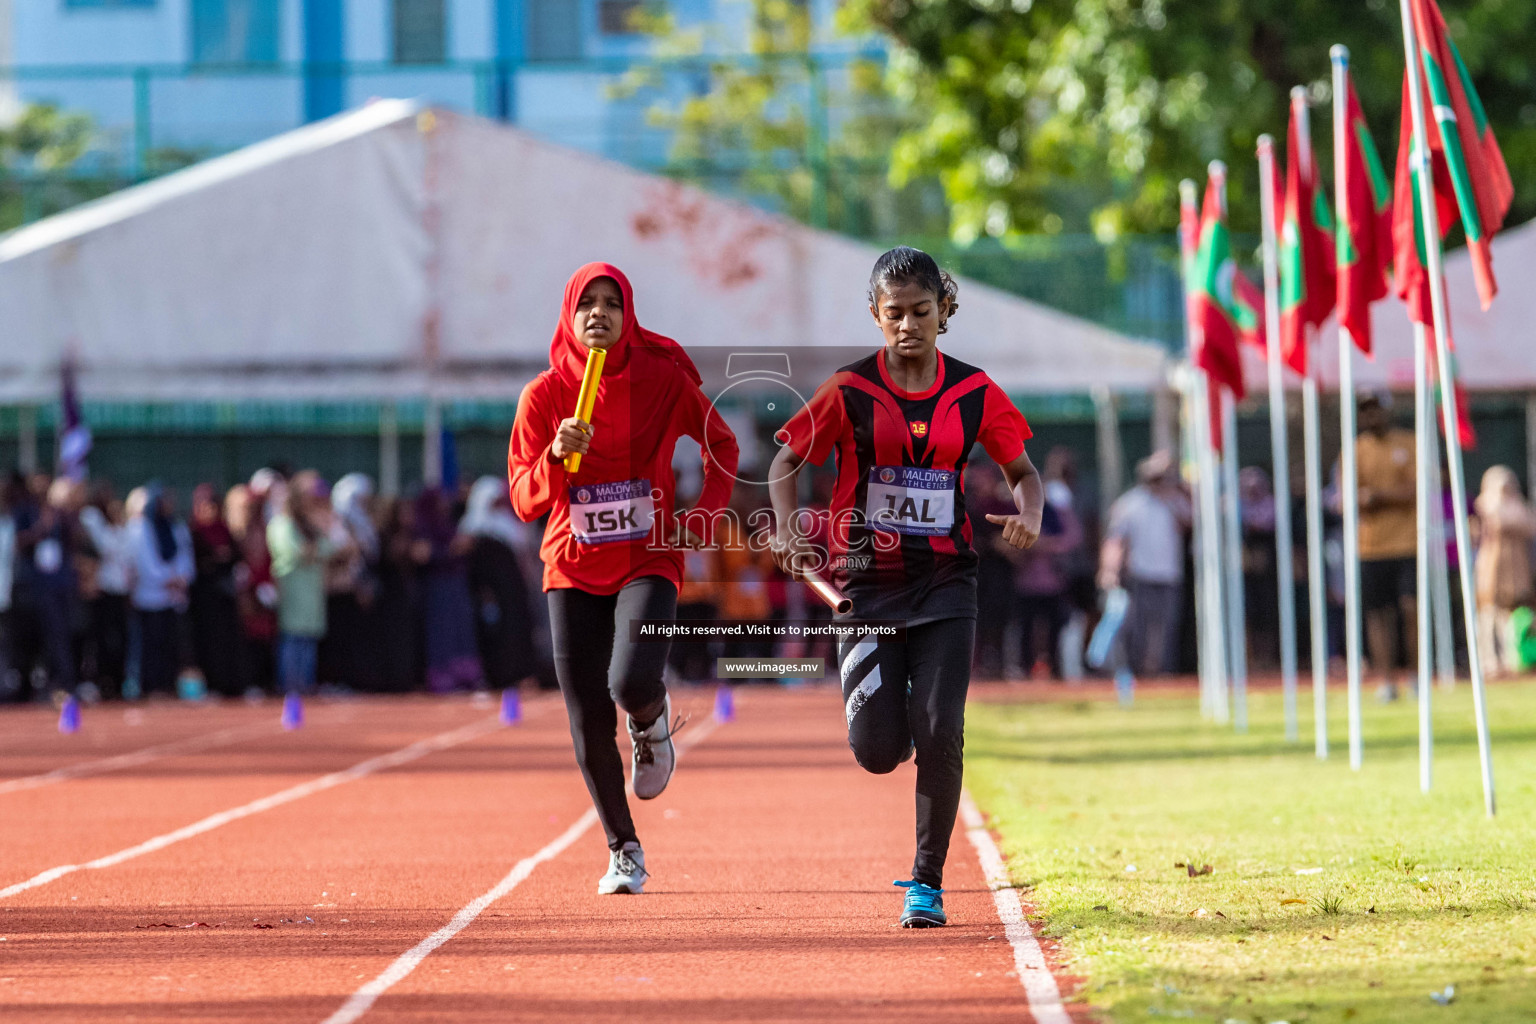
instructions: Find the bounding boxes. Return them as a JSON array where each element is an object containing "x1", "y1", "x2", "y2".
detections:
[{"x1": 895, "y1": 879, "x2": 946, "y2": 928}]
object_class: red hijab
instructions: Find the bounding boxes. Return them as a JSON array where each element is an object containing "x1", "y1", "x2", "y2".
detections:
[{"x1": 549, "y1": 263, "x2": 702, "y2": 397}]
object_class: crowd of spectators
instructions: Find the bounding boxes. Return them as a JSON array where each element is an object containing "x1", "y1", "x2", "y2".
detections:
[
  {"x1": 8, "y1": 419, "x2": 1521, "y2": 707},
  {"x1": 0, "y1": 468, "x2": 557, "y2": 704}
]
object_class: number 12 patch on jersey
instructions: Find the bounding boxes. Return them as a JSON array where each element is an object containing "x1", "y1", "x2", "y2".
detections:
[
  {"x1": 866, "y1": 466, "x2": 955, "y2": 536},
  {"x1": 569, "y1": 479, "x2": 655, "y2": 545}
]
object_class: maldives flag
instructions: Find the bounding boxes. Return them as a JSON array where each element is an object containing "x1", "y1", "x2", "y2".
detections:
[
  {"x1": 1181, "y1": 184, "x2": 1226, "y2": 451},
  {"x1": 1405, "y1": 0, "x2": 1514, "y2": 309},
  {"x1": 1336, "y1": 73, "x2": 1393, "y2": 357},
  {"x1": 1190, "y1": 172, "x2": 1265, "y2": 450},
  {"x1": 1279, "y1": 97, "x2": 1335, "y2": 378},
  {"x1": 1191, "y1": 174, "x2": 1253, "y2": 403},
  {"x1": 1393, "y1": 111, "x2": 1477, "y2": 450},
  {"x1": 1393, "y1": 88, "x2": 1454, "y2": 330}
]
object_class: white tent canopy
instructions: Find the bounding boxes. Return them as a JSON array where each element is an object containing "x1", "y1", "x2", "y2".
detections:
[
  {"x1": 0, "y1": 101, "x2": 1168, "y2": 403},
  {"x1": 1238, "y1": 216, "x2": 1536, "y2": 394}
]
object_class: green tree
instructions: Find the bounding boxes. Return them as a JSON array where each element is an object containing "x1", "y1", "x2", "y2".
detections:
[
  {"x1": 1, "y1": 102, "x2": 94, "y2": 171},
  {"x1": 0, "y1": 102, "x2": 98, "y2": 230},
  {"x1": 618, "y1": 0, "x2": 944, "y2": 237},
  {"x1": 840, "y1": 0, "x2": 1536, "y2": 240}
]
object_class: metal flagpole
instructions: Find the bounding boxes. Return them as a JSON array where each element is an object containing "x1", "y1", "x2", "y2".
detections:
[
  {"x1": 1414, "y1": 322, "x2": 1435, "y2": 792},
  {"x1": 1256, "y1": 134, "x2": 1300, "y2": 742},
  {"x1": 1197, "y1": 375, "x2": 1231, "y2": 724},
  {"x1": 1291, "y1": 88, "x2": 1331, "y2": 755},
  {"x1": 1330, "y1": 45, "x2": 1358, "y2": 766},
  {"x1": 1179, "y1": 180, "x2": 1213, "y2": 717},
  {"x1": 1222, "y1": 391, "x2": 1249, "y2": 731},
  {"x1": 1211, "y1": 160, "x2": 1247, "y2": 731},
  {"x1": 1182, "y1": 369, "x2": 1212, "y2": 712},
  {"x1": 1428, "y1": 450, "x2": 1457, "y2": 689},
  {"x1": 1183, "y1": 178, "x2": 1229, "y2": 722},
  {"x1": 1399, "y1": 0, "x2": 1496, "y2": 814}
]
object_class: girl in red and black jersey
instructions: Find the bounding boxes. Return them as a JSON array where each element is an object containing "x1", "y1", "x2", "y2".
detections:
[
  {"x1": 768, "y1": 247, "x2": 1043, "y2": 927},
  {"x1": 509, "y1": 263, "x2": 739, "y2": 895}
]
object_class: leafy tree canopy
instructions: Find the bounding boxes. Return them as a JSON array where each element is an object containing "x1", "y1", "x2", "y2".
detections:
[
  {"x1": 619, "y1": 0, "x2": 944, "y2": 236},
  {"x1": 0, "y1": 103, "x2": 94, "y2": 173},
  {"x1": 839, "y1": 0, "x2": 1536, "y2": 240}
]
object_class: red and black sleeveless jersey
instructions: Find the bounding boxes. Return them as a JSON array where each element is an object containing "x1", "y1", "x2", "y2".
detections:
[{"x1": 775, "y1": 348, "x2": 1031, "y2": 624}]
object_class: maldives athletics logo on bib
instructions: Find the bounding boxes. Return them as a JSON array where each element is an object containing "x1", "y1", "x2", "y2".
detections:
[
  {"x1": 909, "y1": 420, "x2": 928, "y2": 438},
  {"x1": 878, "y1": 467, "x2": 897, "y2": 484}
]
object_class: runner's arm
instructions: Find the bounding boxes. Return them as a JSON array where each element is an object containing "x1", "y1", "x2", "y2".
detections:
[
  {"x1": 767, "y1": 378, "x2": 846, "y2": 578},
  {"x1": 507, "y1": 379, "x2": 568, "y2": 522},
  {"x1": 767, "y1": 444, "x2": 815, "y2": 578},
  {"x1": 987, "y1": 449, "x2": 1044, "y2": 550},
  {"x1": 978, "y1": 379, "x2": 1041, "y2": 549},
  {"x1": 672, "y1": 382, "x2": 740, "y2": 547}
]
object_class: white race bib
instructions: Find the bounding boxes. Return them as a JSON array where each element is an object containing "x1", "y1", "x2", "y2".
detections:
[
  {"x1": 568, "y1": 479, "x2": 655, "y2": 545},
  {"x1": 866, "y1": 466, "x2": 955, "y2": 536}
]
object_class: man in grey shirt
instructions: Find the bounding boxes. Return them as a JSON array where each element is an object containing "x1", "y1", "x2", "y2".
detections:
[{"x1": 1100, "y1": 451, "x2": 1191, "y2": 676}]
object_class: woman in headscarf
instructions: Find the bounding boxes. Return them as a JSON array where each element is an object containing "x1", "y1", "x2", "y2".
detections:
[
  {"x1": 509, "y1": 263, "x2": 739, "y2": 895},
  {"x1": 79, "y1": 484, "x2": 134, "y2": 700},
  {"x1": 128, "y1": 483, "x2": 194, "y2": 697},
  {"x1": 324, "y1": 473, "x2": 381, "y2": 691},
  {"x1": 375, "y1": 496, "x2": 424, "y2": 692},
  {"x1": 266, "y1": 471, "x2": 336, "y2": 696},
  {"x1": 188, "y1": 483, "x2": 243, "y2": 696},
  {"x1": 1473, "y1": 466, "x2": 1536, "y2": 676},
  {"x1": 411, "y1": 486, "x2": 483, "y2": 694},
  {"x1": 226, "y1": 484, "x2": 278, "y2": 696},
  {"x1": 462, "y1": 476, "x2": 553, "y2": 693}
]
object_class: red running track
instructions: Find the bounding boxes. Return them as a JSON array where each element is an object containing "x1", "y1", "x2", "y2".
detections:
[{"x1": 0, "y1": 688, "x2": 1081, "y2": 1022}]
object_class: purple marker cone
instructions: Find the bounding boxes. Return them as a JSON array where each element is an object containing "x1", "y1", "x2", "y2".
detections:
[
  {"x1": 281, "y1": 692, "x2": 304, "y2": 730},
  {"x1": 713, "y1": 684, "x2": 735, "y2": 723},
  {"x1": 499, "y1": 688, "x2": 522, "y2": 725},
  {"x1": 58, "y1": 696, "x2": 81, "y2": 735}
]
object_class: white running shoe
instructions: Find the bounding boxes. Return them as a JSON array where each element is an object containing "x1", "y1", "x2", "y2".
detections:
[
  {"x1": 628, "y1": 694, "x2": 681, "y2": 801},
  {"x1": 597, "y1": 842, "x2": 648, "y2": 895}
]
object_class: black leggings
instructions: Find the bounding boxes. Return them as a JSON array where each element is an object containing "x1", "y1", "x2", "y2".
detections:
[
  {"x1": 547, "y1": 576, "x2": 675, "y2": 852},
  {"x1": 838, "y1": 616, "x2": 975, "y2": 889}
]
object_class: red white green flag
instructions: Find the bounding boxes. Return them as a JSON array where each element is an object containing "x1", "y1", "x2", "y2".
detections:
[
  {"x1": 1403, "y1": 0, "x2": 1514, "y2": 309},
  {"x1": 1279, "y1": 98, "x2": 1335, "y2": 377},
  {"x1": 1191, "y1": 175, "x2": 1260, "y2": 400},
  {"x1": 1190, "y1": 171, "x2": 1265, "y2": 451},
  {"x1": 1335, "y1": 72, "x2": 1393, "y2": 357},
  {"x1": 1393, "y1": 99, "x2": 1477, "y2": 450}
]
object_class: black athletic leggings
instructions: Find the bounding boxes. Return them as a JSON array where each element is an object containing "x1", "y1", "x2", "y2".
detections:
[
  {"x1": 837, "y1": 616, "x2": 975, "y2": 889},
  {"x1": 547, "y1": 576, "x2": 675, "y2": 852}
]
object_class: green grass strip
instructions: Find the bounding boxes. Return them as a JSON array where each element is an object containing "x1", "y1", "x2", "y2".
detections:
[{"x1": 965, "y1": 682, "x2": 1536, "y2": 1023}]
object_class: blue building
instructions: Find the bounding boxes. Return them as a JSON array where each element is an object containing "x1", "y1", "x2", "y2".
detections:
[{"x1": 2, "y1": 0, "x2": 863, "y2": 172}]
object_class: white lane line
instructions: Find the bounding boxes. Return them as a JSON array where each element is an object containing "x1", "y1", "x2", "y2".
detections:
[
  {"x1": 323, "y1": 714, "x2": 722, "y2": 1024},
  {"x1": 960, "y1": 790, "x2": 1072, "y2": 1024},
  {"x1": 0, "y1": 711, "x2": 524, "y2": 901},
  {"x1": 0, "y1": 721, "x2": 280, "y2": 796}
]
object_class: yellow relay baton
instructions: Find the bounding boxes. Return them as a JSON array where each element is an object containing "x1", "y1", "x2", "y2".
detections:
[{"x1": 564, "y1": 346, "x2": 606, "y2": 474}]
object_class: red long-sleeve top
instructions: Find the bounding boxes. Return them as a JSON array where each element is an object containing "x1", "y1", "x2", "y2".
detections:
[{"x1": 509, "y1": 369, "x2": 738, "y2": 593}]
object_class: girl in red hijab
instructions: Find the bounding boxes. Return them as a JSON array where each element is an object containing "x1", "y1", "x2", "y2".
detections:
[{"x1": 509, "y1": 263, "x2": 738, "y2": 895}]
